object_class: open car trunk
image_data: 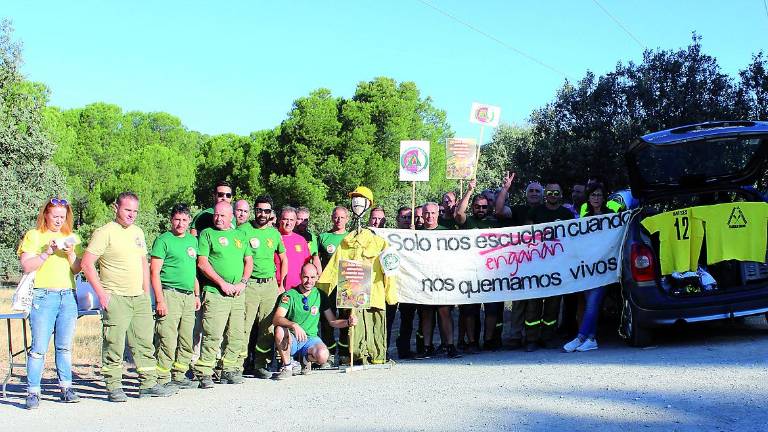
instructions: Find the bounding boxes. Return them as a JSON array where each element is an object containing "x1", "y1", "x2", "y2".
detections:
[
  {"x1": 638, "y1": 190, "x2": 768, "y2": 297},
  {"x1": 627, "y1": 121, "x2": 768, "y2": 298}
]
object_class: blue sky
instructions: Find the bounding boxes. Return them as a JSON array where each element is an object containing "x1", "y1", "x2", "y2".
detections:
[{"x1": 5, "y1": 0, "x2": 768, "y2": 142}]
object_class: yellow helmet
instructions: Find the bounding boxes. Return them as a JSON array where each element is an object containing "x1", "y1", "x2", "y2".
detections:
[{"x1": 348, "y1": 186, "x2": 374, "y2": 205}]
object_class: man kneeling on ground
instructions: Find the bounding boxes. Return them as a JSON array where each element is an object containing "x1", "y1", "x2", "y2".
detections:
[{"x1": 272, "y1": 263, "x2": 357, "y2": 379}]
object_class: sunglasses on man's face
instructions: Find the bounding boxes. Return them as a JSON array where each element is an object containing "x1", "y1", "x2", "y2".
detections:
[
  {"x1": 254, "y1": 208, "x2": 273, "y2": 214},
  {"x1": 545, "y1": 190, "x2": 561, "y2": 197},
  {"x1": 473, "y1": 205, "x2": 489, "y2": 209},
  {"x1": 301, "y1": 296, "x2": 309, "y2": 311},
  {"x1": 50, "y1": 198, "x2": 69, "y2": 206},
  {"x1": 217, "y1": 192, "x2": 233, "y2": 198}
]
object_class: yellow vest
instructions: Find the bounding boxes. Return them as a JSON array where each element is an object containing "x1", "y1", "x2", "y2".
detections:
[{"x1": 317, "y1": 229, "x2": 397, "y2": 309}]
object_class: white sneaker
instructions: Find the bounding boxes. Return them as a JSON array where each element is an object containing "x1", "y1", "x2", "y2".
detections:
[
  {"x1": 576, "y1": 338, "x2": 598, "y2": 352},
  {"x1": 563, "y1": 337, "x2": 584, "y2": 353},
  {"x1": 291, "y1": 360, "x2": 301, "y2": 376}
]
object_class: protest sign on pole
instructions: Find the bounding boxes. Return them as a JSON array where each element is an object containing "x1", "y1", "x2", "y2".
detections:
[
  {"x1": 336, "y1": 259, "x2": 373, "y2": 309},
  {"x1": 399, "y1": 140, "x2": 430, "y2": 182},
  {"x1": 469, "y1": 103, "x2": 501, "y2": 128},
  {"x1": 372, "y1": 211, "x2": 631, "y2": 305},
  {"x1": 468, "y1": 103, "x2": 501, "y2": 178},
  {"x1": 400, "y1": 140, "x2": 430, "y2": 229},
  {"x1": 446, "y1": 137, "x2": 479, "y2": 180}
]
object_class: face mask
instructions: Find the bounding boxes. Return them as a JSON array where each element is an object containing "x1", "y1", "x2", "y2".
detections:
[{"x1": 351, "y1": 196, "x2": 370, "y2": 218}]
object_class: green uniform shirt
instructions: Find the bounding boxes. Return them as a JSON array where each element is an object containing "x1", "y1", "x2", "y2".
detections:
[
  {"x1": 438, "y1": 217, "x2": 459, "y2": 229},
  {"x1": 505, "y1": 204, "x2": 533, "y2": 227},
  {"x1": 198, "y1": 227, "x2": 252, "y2": 294},
  {"x1": 150, "y1": 231, "x2": 198, "y2": 291},
  {"x1": 277, "y1": 288, "x2": 331, "y2": 338},
  {"x1": 192, "y1": 207, "x2": 235, "y2": 234},
  {"x1": 460, "y1": 216, "x2": 501, "y2": 229},
  {"x1": 306, "y1": 232, "x2": 318, "y2": 256},
  {"x1": 422, "y1": 224, "x2": 449, "y2": 230},
  {"x1": 237, "y1": 222, "x2": 286, "y2": 278},
  {"x1": 528, "y1": 205, "x2": 575, "y2": 224},
  {"x1": 318, "y1": 231, "x2": 348, "y2": 267}
]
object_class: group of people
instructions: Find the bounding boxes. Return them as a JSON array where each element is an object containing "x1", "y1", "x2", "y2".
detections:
[
  {"x1": 17, "y1": 173, "x2": 620, "y2": 409},
  {"x1": 389, "y1": 172, "x2": 620, "y2": 360}
]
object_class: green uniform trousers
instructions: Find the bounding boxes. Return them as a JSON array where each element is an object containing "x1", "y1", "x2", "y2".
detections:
[
  {"x1": 240, "y1": 278, "x2": 279, "y2": 369},
  {"x1": 346, "y1": 307, "x2": 386, "y2": 364},
  {"x1": 101, "y1": 293, "x2": 157, "y2": 390},
  {"x1": 194, "y1": 290, "x2": 245, "y2": 376},
  {"x1": 524, "y1": 296, "x2": 560, "y2": 343},
  {"x1": 321, "y1": 289, "x2": 349, "y2": 354},
  {"x1": 154, "y1": 288, "x2": 197, "y2": 382}
]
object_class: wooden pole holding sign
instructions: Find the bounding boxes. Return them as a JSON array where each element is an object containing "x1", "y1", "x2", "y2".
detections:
[
  {"x1": 349, "y1": 309, "x2": 355, "y2": 369},
  {"x1": 474, "y1": 125, "x2": 485, "y2": 180},
  {"x1": 460, "y1": 179, "x2": 464, "y2": 198},
  {"x1": 410, "y1": 180, "x2": 416, "y2": 229}
]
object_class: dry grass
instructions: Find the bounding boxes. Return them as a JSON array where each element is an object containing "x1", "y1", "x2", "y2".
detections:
[{"x1": 0, "y1": 288, "x2": 102, "y2": 378}]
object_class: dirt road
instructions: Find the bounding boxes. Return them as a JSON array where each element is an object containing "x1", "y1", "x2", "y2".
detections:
[{"x1": 2, "y1": 317, "x2": 767, "y2": 432}]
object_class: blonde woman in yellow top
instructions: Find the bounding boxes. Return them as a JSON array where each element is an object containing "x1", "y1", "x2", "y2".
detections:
[{"x1": 17, "y1": 197, "x2": 83, "y2": 409}]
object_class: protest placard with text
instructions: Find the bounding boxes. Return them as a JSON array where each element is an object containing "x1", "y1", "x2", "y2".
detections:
[
  {"x1": 446, "y1": 137, "x2": 479, "y2": 179},
  {"x1": 373, "y1": 212, "x2": 631, "y2": 304}
]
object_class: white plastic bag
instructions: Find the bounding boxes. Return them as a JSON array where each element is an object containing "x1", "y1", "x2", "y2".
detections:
[
  {"x1": 11, "y1": 271, "x2": 36, "y2": 315},
  {"x1": 75, "y1": 273, "x2": 102, "y2": 311}
]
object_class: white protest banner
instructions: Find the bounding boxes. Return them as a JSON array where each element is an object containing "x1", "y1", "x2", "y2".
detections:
[
  {"x1": 446, "y1": 138, "x2": 479, "y2": 180},
  {"x1": 469, "y1": 102, "x2": 501, "y2": 128},
  {"x1": 399, "y1": 140, "x2": 430, "y2": 182},
  {"x1": 373, "y1": 212, "x2": 631, "y2": 305}
]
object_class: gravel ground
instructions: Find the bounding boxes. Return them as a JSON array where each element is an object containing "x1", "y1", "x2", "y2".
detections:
[{"x1": 2, "y1": 316, "x2": 767, "y2": 432}]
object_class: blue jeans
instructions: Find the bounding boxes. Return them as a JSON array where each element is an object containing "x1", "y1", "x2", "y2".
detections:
[
  {"x1": 290, "y1": 335, "x2": 324, "y2": 359},
  {"x1": 27, "y1": 288, "x2": 78, "y2": 394},
  {"x1": 578, "y1": 286, "x2": 606, "y2": 339}
]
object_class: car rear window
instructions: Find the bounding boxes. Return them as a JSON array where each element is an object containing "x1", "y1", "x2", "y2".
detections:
[{"x1": 635, "y1": 137, "x2": 762, "y2": 187}]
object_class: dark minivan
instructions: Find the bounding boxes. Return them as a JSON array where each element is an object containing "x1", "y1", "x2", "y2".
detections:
[{"x1": 620, "y1": 121, "x2": 768, "y2": 346}]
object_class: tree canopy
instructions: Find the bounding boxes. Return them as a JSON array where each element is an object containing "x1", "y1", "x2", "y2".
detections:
[
  {"x1": 2, "y1": 25, "x2": 767, "y2": 275},
  {"x1": 478, "y1": 35, "x2": 768, "y2": 197}
]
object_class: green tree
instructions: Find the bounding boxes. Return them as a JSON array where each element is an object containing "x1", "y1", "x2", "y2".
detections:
[
  {"x1": 194, "y1": 130, "x2": 272, "y2": 205},
  {"x1": 0, "y1": 19, "x2": 65, "y2": 275},
  {"x1": 52, "y1": 103, "x2": 199, "y2": 246},
  {"x1": 265, "y1": 78, "x2": 454, "y2": 231},
  {"x1": 515, "y1": 35, "x2": 742, "y2": 192}
]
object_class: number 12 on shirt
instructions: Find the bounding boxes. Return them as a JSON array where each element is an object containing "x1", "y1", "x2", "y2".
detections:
[{"x1": 674, "y1": 216, "x2": 690, "y2": 240}]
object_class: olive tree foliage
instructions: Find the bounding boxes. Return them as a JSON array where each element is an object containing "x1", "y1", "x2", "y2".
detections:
[{"x1": 0, "y1": 20, "x2": 65, "y2": 275}]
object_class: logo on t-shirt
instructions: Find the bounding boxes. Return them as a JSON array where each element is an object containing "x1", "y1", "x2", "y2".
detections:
[
  {"x1": 249, "y1": 238, "x2": 260, "y2": 248},
  {"x1": 327, "y1": 244, "x2": 336, "y2": 254},
  {"x1": 310, "y1": 306, "x2": 318, "y2": 315},
  {"x1": 727, "y1": 207, "x2": 748, "y2": 229},
  {"x1": 295, "y1": 244, "x2": 303, "y2": 252},
  {"x1": 218, "y1": 237, "x2": 229, "y2": 247},
  {"x1": 281, "y1": 295, "x2": 289, "y2": 304},
  {"x1": 135, "y1": 236, "x2": 145, "y2": 249},
  {"x1": 186, "y1": 247, "x2": 196, "y2": 258},
  {"x1": 267, "y1": 239, "x2": 274, "y2": 249},
  {"x1": 234, "y1": 239, "x2": 242, "y2": 248}
]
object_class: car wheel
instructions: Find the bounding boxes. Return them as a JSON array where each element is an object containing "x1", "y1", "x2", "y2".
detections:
[{"x1": 622, "y1": 299, "x2": 653, "y2": 347}]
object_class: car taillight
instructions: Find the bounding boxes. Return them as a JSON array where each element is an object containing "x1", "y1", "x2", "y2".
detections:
[{"x1": 631, "y1": 243, "x2": 655, "y2": 282}]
